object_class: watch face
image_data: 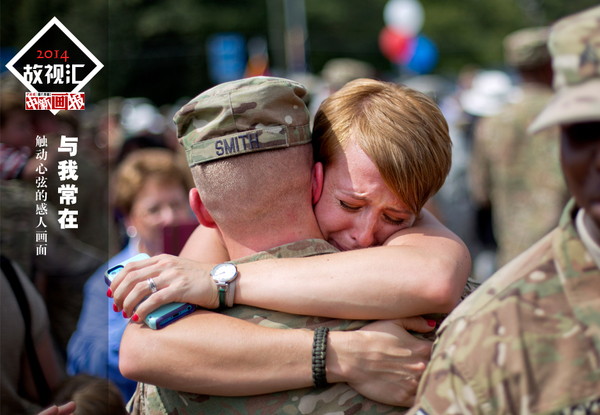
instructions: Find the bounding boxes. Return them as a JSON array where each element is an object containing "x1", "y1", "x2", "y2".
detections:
[{"x1": 211, "y1": 263, "x2": 237, "y2": 283}]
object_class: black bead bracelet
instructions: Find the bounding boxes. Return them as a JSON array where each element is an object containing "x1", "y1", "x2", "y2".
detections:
[{"x1": 312, "y1": 326, "x2": 330, "y2": 388}]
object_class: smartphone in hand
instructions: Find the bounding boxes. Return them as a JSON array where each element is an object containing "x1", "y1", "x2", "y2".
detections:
[{"x1": 105, "y1": 253, "x2": 196, "y2": 330}]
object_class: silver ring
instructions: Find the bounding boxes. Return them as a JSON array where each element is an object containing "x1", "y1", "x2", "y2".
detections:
[{"x1": 147, "y1": 278, "x2": 158, "y2": 294}]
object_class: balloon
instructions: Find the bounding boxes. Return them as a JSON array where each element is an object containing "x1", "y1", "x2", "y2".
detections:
[
  {"x1": 383, "y1": 0, "x2": 425, "y2": 37},
  {"x1": 404, "y1": 35, "x2": 438, "y2": 74},
  {"x1": 378, "y1": 27, "x2": 412, "y2": 64},
  {"x1": 397, "y1": 36, "x2": 417, "y2": 65}
]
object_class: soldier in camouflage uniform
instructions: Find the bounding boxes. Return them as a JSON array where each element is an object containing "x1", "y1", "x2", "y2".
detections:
[
  {"x1": 469, "y1": 26, "x2": 570, "y2": 268},
  {"x1": 408, "y1": 6, "x2": 600, "y2": 414}
]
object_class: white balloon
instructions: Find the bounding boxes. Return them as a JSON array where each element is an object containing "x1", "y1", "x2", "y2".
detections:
[{"x1": 384, "y1": 0, "x2": 425, "y2": 36}]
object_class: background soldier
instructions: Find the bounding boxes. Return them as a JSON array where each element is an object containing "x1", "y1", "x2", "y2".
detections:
[
  {"x1": 408, "y1": 5, "x2": 600, "y2": 414},
  {"x1": 469, "y1": 26, "x2": 570, "y2": 270}
]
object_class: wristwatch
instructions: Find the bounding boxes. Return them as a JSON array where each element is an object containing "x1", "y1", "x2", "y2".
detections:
[{"x1": 210, "y1": 263, "x2": 238, "y2": 308}]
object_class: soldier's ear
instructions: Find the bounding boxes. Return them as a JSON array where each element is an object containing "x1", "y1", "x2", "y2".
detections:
[
  {"x1": 189, "y1": 188, "x2": 216, "y2": 228},
  {"x1": 311, "y1": 161, "x2": 324, "y2": 205}
]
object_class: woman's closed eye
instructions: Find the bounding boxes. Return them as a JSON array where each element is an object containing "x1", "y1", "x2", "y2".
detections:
[
  {"x1": 340, "y1": 200, "x2": 406, "y2": 226},
  {"x1": 339, "y1": 200, "x2": 361, "y2": 211},
  {"x1": 383, "y1": 215, "x2": 405, "y2": 226}
]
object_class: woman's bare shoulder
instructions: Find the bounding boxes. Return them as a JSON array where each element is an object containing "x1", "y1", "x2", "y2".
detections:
[{"x1": 179, "y1": 225, "x2": 230, "y2": 262}]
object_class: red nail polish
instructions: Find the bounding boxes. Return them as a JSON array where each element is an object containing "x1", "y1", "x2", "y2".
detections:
[
  {"x1": 426, "y1": 319, "x2": 436, "y2": 327},
  {"x1": 107, "y1": 288, "x2": 112, "y2": 297},
  {"x1": 123, "y1": 311, "x2": 128, "y2": 318},
  {"x1": 113, "y1": 303, "x2": 118, "y2": 312},
  {"x1": 132, "y1": 314, "x2": 139, "y2": 322}
]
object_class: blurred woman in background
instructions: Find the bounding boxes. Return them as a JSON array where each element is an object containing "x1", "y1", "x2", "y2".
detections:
[{"x1": 66, "y1": 148, "x2": 193, "y2": 402}]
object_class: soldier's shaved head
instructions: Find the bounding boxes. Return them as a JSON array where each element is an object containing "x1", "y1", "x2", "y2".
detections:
[{"x1": 174, "y1": 77, "x2": 321, "y2": 251}]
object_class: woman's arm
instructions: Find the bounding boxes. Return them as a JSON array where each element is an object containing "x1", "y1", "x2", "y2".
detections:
[
  {"x1": 116, "y1": 208, "x2": 469, "y2": 320},
  {"x1": 235, "y1": 209, "x2": 470, "y2": 319},
  {"x1": 119, "y1": 311, "x2": 433, "y2": 406},
  {"x1": 111, "y1": 209, "x2": 469, "y2": 323},
  {"x1": 179, "y1": 224, "x2": 230, "y2": 263}
]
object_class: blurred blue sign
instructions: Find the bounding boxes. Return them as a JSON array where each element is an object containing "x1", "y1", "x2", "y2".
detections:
[
  {"x1": 1, "y1": 47, "x2": 17, "y2": 73},
  {"x1": 207, "y1": 33, "x2": 247, "y2": 84}
]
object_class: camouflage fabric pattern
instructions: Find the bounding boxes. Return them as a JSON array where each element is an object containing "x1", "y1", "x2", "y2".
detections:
[
  {"x1": 503, "y1": 27, "x2": 550, "y2": 69},
  {"x1": 321, "y1": 58, "x2": 376, "y2": 90},
  {"x1": 129, "y1": 239, "x2": 480, "y2": 415},
  {"x1": 407, "y1": 199, "x2": 600, "y2": 415},
  {"x1": 419, "y1": 278, "x2": 480, "y2": 342},
  {"x1": 528, "y1": 5, "x2": 600, "y2": 133},
  {"x1": 470, "y1": 83, "x2": 569, "y2": 267},
  {"x1": 173, "y1": 77, "x2": 312, "y2": 167}
]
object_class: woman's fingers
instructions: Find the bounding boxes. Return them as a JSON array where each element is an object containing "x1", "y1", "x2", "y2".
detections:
[
  {"x1": 110, "y1": 255, "x2": 157, "y2": 291},
  {"x1": 109, "y1": 255, "x2": 221, "y2": 322},
  {"x1": 111, "y1": 258, "x2": 164, "y2": 310},
  {"x1": 38, "y1": 401, "x2": 76, "y2": 415},
  {"x1": 120, "y1": 275, "x2": 162, "y2": 317},
  {"x1": 127, "y1": 284, "x2": 176, "y2": 322}
]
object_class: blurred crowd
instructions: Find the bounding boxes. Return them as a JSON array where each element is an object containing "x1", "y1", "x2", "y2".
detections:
[
  {"x1": 0, "y1": 21, "x2": 570, "y2": 414},
  {"x1": 0, "y1": 74, "x2": 196, "y2": 413}
]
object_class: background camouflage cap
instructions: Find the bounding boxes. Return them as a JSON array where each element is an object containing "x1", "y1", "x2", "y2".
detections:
[
  {"x1": 321, "y1": 58, "x2": 376, "y2": 90},
  {"x1": 529, "y1": 5, "x2": 600, "y2": 133},
  {"x1": 503, "y1": 26, "x2": 550, "y2": 69},
  {"x1": 174, "y1": 76, "x2": 312, "y2": 166}
]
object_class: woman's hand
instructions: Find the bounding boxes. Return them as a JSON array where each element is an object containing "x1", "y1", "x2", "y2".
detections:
[
  {"x1": 327, "y1": 317, "x2": 435, "y2": 407},
  {"x1": 38, "y1": 402, "x2": 76, "y2": 415},
  {"x1": 110, "y1": 254, "x2": 219, "y2": 321}
]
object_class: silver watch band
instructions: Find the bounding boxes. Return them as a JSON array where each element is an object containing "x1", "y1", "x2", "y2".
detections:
[{"x1": 225, "y1": 280, "x2": 236, "y2": 307}]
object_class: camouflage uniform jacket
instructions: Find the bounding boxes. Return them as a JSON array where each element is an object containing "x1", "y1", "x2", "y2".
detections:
[
  {"x1": 407, "y1": 199, "x2": 600, "y2": 415},
  {"x1": 129, "y1": 239, "x2": 480, "y2": 415},
  {"x1": 469, "y1": 83, "x2": 569, "y2": 267}
]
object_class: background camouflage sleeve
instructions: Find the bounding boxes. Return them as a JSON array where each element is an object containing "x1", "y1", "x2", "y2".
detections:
[
  {"x1": 468, "y1": 117, "x2": 493, "y2": 208},
  {"x1": 408, "y1": 202, "x2": 600, "y2": 415},
  {"x1": 469, "y1": 84, "x2": 569, "y2": 268}
]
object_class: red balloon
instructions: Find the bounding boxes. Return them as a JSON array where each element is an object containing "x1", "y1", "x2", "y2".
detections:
[{"x1": 378, "y1": 27, "x2": 411, "y2": 64}]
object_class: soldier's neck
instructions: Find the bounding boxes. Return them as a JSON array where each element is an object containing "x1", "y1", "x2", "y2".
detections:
[{"x1": 224, "y1": 223, "x2": 324, "y2": 260}]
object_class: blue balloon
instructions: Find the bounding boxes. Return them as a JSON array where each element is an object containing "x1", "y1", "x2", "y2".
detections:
[
  {"x1": 206, "y1": 33, "x2": 247, "y2": 84},
  {"x1": 405, "y1": 35, "x2": 438, "y2": 74}
]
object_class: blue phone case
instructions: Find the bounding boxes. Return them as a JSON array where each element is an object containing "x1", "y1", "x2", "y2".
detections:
[{"x1": 104, "y1": 253, "x2": 196, "y2": 330}]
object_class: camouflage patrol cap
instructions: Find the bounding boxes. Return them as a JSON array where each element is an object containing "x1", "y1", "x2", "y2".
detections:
[
  {"x1": 529, "y1": 5, "x2": 600, "y2": 133},
  {"x1": 174, "y1": 76, "x2": 312, "y2": 166},
  {"x1": 503, "y1": 26, "x2": 550, "y2": 69}
]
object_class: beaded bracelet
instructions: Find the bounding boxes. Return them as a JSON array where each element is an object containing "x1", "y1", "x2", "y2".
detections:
[{"x1": 312, "y1": 326, "x2": 330, "y2": 388}]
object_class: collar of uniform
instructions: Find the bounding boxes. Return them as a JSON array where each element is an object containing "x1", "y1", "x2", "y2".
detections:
[
  {"x1": 231, "y1": 239, "x2": 339, "y2": 265},
  {"x1": 553, "y1": 198, "x2": 600, "y2": 325},
  {"x1": 575, "y1": 208, "x2": 600, "y2": 269}
]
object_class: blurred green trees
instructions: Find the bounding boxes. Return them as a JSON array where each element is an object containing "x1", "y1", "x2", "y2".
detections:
[{"x1": 2, "y1": 0, "x2": 597, "y2": 105}]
